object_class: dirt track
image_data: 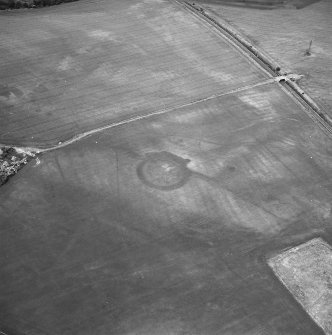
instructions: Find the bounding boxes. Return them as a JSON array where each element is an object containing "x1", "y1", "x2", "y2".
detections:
[{"x1": 0, "y1": 0, "x2": 268, "y2": 147}]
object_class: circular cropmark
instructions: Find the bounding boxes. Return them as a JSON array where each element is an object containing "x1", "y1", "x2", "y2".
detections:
[{"x1": 137, "y1": 152, "x2": 191, "y2": 191}]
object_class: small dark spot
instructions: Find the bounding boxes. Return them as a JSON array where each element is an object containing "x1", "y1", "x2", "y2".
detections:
[
  {"x1": 227, "y1": 166, "x2": 236, "y2": 172},
  {"x1": 0, "y1": 84, "x2": 23, "y2": 99}
]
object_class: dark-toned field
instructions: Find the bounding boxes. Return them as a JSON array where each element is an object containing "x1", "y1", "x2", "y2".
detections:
[
  {"x1": 195, "y1": 0, "x2": 322, "y2": 10},
  {"x1": 0, "y1": 0, "x2": 331, "y2": 334},
  {"x1": 0, "y1": 0, "x2": 269, "y2": 148}
]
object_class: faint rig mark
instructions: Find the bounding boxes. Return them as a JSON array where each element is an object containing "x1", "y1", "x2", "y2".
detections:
[{"x1": 137, "y1": 151, "x2": 191, "y2": 191}]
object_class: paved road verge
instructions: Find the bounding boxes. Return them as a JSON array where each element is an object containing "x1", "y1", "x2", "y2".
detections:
[
  {"x1": 186, "y1": 1, "x2": 332, "y2": 130},
  {"x1": 195, "y1": 0, "x2": 332, "y2": 119}
]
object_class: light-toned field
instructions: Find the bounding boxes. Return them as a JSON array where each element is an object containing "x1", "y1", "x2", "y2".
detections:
[
  {"x1": 196, "y1": 0, "x2": 332, "y2": 114},
  {"x1": 1, "y1": 80, "x2": 331, "y2": 334}
]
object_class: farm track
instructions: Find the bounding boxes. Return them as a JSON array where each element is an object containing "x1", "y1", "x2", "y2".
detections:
[
  {"x1": 0, "y1": 0, "x2": 269, "y2": 147},
  {"x1": 1, "y1": 0, "x2": 331, "y2": 154},
  {"x1": 0, "y1": 78, "x2": 285, "y2": 153}
]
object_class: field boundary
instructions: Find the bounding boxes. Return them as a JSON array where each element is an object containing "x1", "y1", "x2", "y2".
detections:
[
  {"x1": 180, "y1": 1, "x2": 332, "y2": 131},
  {"x1": 0, "y1": 0, "x2": 78, "y2": 10}
]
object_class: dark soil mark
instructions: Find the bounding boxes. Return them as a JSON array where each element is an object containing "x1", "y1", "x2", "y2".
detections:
[
  {"x1": 137, "y1": 152, "x2": 191, "y2": 191},
  {"x1": 0, "y1": 84, "x2": 23, "y2": 100}
]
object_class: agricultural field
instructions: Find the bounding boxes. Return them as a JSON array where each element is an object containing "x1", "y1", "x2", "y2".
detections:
[
  {"x1": 0, "y1": 0, "x2": 331, "y2": 334},
  {"x1": 196, "y1": 0, "x2": 332, "y2": 115},
  {"x1": 0, "y1": 0, "x2": 268, "y2": 148}
]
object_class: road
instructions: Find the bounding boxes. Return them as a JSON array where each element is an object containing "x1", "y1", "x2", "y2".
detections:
[{"x1": 196, "y1": 0, "x2": 332, "y2": 115}]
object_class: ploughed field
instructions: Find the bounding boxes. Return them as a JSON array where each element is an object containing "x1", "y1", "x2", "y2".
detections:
[{"x1": 0, "y1": 0, "x2": 268, "y2": 147}]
